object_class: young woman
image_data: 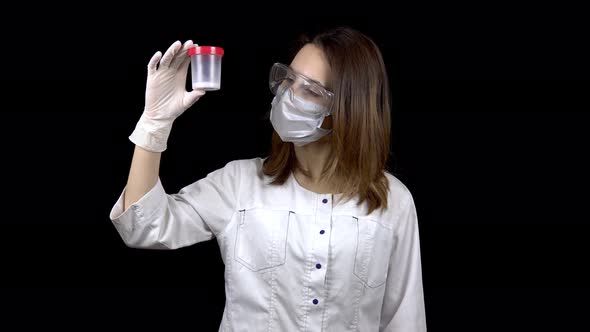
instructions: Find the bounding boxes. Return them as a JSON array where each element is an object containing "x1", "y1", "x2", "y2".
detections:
[{"x1": 110, "y1": 27, "x2": 426, "y2": 331}]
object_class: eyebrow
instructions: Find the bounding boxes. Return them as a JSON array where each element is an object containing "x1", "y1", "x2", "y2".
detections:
[{"x1": 288, "y1": 65, "x2": 329, "y2": 90}]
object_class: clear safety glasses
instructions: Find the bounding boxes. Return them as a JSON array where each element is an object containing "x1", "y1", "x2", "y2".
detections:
[{"x1": 269, "y1": 63, "x2": 334, "y2": 111}]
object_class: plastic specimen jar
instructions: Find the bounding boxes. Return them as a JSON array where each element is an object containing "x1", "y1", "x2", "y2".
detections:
[{"x1": 188, "y1": 46, "x2": 225, "y2": 91}]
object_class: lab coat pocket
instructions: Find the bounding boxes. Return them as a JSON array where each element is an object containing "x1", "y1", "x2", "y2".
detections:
[
  {"x1": 353, "y1": 217, "x2": 394, "y2": 288},
  {"x1": 234, "y1": 208, "x2": 291, "y2": 272}
]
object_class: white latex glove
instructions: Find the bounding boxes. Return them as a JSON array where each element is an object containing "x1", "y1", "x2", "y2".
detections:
[{"x1": 129, "y1": 40, "x2": 206, "y2": 152}]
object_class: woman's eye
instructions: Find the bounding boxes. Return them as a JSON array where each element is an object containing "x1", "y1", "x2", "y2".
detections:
[{"x1": 304, "y1": 88, "x2": 321, "y2": 97}]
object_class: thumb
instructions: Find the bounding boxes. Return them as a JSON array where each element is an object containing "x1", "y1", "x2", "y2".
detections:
[{"x1": 184, "y1": 89, "x2": 206, "y2": 108}]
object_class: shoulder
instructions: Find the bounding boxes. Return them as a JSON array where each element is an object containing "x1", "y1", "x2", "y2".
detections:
[
  {"x1": 222, "y1": 157, "x2": 265, "y2": 173},
  {"x1": 218, "y1": 157, "x2": 268, "y2": 182},
  {"x1": 383, "y1": 171, "x2": 415, "y2": 214}
]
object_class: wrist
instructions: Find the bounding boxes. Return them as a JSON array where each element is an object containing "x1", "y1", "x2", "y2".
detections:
[{"x1": 128, "y1": 112, "x2": 174, "y2": 153}]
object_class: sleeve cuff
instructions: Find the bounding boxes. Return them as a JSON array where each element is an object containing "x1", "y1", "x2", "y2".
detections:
[{"x1": 109, "y1": 177, "x2": 167, "y2": 235}]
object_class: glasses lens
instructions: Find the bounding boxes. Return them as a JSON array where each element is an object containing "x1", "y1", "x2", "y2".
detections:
[
  {"x1": 269, "y1": 63, "x2": 334, "y2": 112},
  {"x1": 295, "y1": 81, "x2": 331, "y2": 108},
  {"x1": 269, "y1": 63, "x2": 292, "y2": 96}
]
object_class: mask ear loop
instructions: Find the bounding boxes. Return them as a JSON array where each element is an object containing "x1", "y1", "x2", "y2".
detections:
[
  {"x1": 316, "y1": 94, "x2": 332, "y2": 117},
  {"x1": 319, "y1": 99, "x2": 333, "y2": 129}
]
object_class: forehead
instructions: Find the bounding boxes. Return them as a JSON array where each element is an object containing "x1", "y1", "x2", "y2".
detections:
[{"x1": 289, "y1": 44, "x2": 331, "y2": 87}]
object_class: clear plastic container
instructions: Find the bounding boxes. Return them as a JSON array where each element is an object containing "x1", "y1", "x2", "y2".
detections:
[{"x1": 188, "y1": 46, "x2": 224, "y2": 91}]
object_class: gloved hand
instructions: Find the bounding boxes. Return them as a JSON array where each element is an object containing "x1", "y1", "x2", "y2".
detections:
[{"x1": 129, "y1": 40, "x2": 206, "y2": 152}]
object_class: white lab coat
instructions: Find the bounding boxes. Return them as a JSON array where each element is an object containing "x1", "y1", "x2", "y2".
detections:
[{"x1": 109, "y1": 157, "x2": 426, "y2": 331}]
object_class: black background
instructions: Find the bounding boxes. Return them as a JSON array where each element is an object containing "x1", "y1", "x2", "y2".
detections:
[{"x1": 2, "y1": 3, "x2": 589, "y2": 331}]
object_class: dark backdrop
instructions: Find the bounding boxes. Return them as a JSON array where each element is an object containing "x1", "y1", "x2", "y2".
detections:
[{"x1": 2, "y1": 4, "x2": 588, "y2": 331}]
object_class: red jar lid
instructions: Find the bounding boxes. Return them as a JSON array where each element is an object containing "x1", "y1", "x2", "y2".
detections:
[{"x1": 188, "y1": 46, "x2": 224, "y2": 57}]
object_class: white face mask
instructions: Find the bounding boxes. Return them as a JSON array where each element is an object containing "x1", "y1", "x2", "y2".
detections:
[{"x1": 270, "y1": 88, "x2": 332, "y2": 146}]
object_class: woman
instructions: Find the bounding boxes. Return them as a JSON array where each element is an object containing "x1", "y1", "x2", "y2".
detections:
[{"x1": 110, "y1": 27, "x2": 426, "y2": 331}]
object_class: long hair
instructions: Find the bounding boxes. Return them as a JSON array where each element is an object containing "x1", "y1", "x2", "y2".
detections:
[{"x1": 263, "y1": 27, "x2": 392, "y2": 215}]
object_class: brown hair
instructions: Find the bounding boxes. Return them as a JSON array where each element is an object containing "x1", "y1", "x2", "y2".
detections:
[{"x1": 263, "y1": 27, "x2": 392, "y2": 215}]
